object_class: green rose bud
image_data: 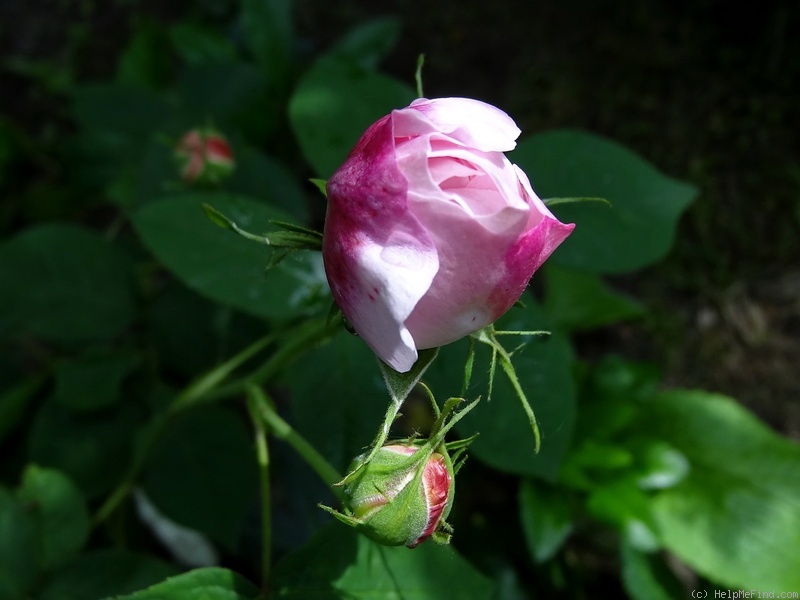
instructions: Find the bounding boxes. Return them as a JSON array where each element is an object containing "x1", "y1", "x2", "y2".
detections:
[{"x1": 328, "y1": 443, "x2": 454, "y2": 548}]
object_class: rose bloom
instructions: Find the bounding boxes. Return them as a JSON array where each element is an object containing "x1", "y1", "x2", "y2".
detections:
[{"x1": 323, "y1": 98, "x2": 574, "y2": 372}]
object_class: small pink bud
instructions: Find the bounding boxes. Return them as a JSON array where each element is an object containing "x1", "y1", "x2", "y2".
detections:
[
  {"x1": 174, "y1": 128, "x2": 235, "y2": 185},
  {"x1": 340, "y1": 443, "x2": 454, "y2": 548}
]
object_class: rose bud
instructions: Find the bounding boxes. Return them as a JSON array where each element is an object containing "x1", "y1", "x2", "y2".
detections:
[
  {"x1": 336, "y1": 444, "x2": 453, "y2": 548},
  {"x1": 174, "y1": 128, "x2": 235, "y2": 185},
  {"x1": 322, "y1": 97, "x2": 575, "y2": 373}
]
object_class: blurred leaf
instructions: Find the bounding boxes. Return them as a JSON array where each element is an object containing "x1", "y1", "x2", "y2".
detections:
[
  {"x1": 27, "y1": 398, "x2": 139, "y2": 499},
  {"x1": 132, "y1": 193, "x2": 329, "y2": 321},
  {"x1": 283, "y1": 330, "x2": 389, "y2": 473},
  {"x1": 426, "y1": 304, "x2": 577, "y2": 480},
  {"x1": 142, "y1": 406, "x2": 257, "y2": 550},
  {"x1": 519, "y1": 479, "x2": 573, "y2": 563},
  {"x1": 116, "y1": 22, "x2": 173, "y2": 90},
  {"x1": 0, "y1": 487, "x2": 39, "y2": 597},
  {"x1": 73, "y1": 83, "x2": 173, "y2": 152},
  {"x1": 54, "y1": 350, "x2": 139, "y2": 412},
  {"x1": 16, "y1": 465, "x2": 90, "y2": 570},
  {"x1": 289, "y1": 56, "x2": 415, "y2": 178},
  {"x1": 0, "y1": 376, "x2": 46, "y2": 444},
  {"x1": 0, "y1": 224, "x2": 136, "y2": 343},
  {"x1": 225, "y1": 145, "x2": 310, "y2": 221},
  {"x1": 513, "y1": 130, "x2": 697, "y2": 273},
  {"x1": 543, "y1": 265, "x2": 646, "y2": 331},
  {"x1": 38, "y1": 549, "x2": 178, "y2": 600},
  {"x1": 642, "y1": 390, "x2": 800, "y2": 591},
  {"x1": 169, "y1": 23, "x2": 237, "y2": 65},
  {"x1": 176, "y1": 63, "x2": 277, "y2": 141},
  {"x1": 328, "y1": 18, "x2": 403, "y2": 70},
  {"x1": 634, "y1": 441, "x2": 689, "y2": 491},
  {"x1": 273, "y1": 523, "x2": 494, "y2": 599},
  {"x1": 240, "y1": 0, "x2": 293, "y2": 90},
  {"x1": 620, "y1": 541, "x2": 685, "y2": 600},
  {"x1": 587, "y1": 480, "x2": 660, "y2": 551},
  {"x1": 103, "y1": 567, "x2": 259, "y2": 600}
]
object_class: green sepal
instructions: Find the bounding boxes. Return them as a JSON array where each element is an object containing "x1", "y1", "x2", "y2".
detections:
[{"x1": 201, "y1": 203, "x2": 323, "y2": 250}]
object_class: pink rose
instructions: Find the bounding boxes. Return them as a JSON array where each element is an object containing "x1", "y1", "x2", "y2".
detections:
[{"x1": 323, "y1": 97, "x2": 575, "y2": 373}]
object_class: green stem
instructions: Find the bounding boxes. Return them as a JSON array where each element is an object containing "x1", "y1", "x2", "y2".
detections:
[
  {"x1": 203, "y1": 318, "x2": 333, "y2": 403},
  {"x1": 247, "y1": 392, "x2": 272, "y2": 588},
  {"x1": 171, "y1": 332, "x2": 275, "y2": 413},
  {"x1": 247, "y1": 384, "x2": 343, "y2": 499}
]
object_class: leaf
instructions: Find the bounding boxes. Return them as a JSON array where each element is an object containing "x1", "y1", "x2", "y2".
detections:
[
  {"x1": 273, "y1": 523, "x2": 494, "y2": 599},
  {"x1": 54, "y1": 350, "x2": 139, "y2": 412},
  {"x1": 282, "y1": 330, "x2": 390, "y2": 473},
  {"x1": 0, "y1": 375, "x2": 46, "y2": 444},
  {"x1": 103, "y1": 567, "x2": 259, "y2": 600},
  {"x1": 426, "y1": 304, "x2": 577, "y2": 480},
  {"x1": 513, "y1": 129, "x2": 697, "y2": 273},
  {"x1": 142, "y1": 406, "x2": 257, "y2": 550},
  {"x1": 0, "y1": 224, "x2": 136, "y2": 342},
  {"x1": 289, "y1": 56, "x2": 415, "y2": 177},
  {"x1": 328, "y1": 18, "x2": 403, "y2": 70},
  {"x1": 587, "y1": 480, "x2": 660, "y2": 551},
  {"x1": 132, "y1": 193, "x2": 329, "y2": 321},
  {"x1": 0, "y1": 487, "x2": 39, "y2": 597},
  {"x1": 169, "y1": 22, "x2": 238, "y2": 65},
  {"x1": 201, "y1": 203, "x2": 321, "y2": 250},
  {"x1": 38, "y1": 549, "x2": 178, "y2": 600},
  {"x1": 240, "y1": 0, "x2": 294, "y2": 89},
  {"x1": 640, "y1": 390, "x2": 800, "y2": 591},
  {"x1": 543, "y1": 265, "x2": 646, "y2": 331},
  {"x1": 16, "y1": 466, "x2": 90, "y2": 570},
  {"x1": 27, "y1": 397, "x2": 139, "y2": 499},
  {"x1": 620, "y1": 541, "x2": 685, "y2": 600},
  {"x1": 116, "y1": 22, "x2": 173, "y2": 90},
  {"x1": 519, "y1": 479, "x2": 573, "y2": 563},
  {"x1": 224, "y1": 146, "x2": 311, "y2": 221}
]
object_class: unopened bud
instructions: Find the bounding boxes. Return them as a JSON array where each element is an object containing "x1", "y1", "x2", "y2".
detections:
[
  {"x1": 339, "y1": 444, "x2": 453, "y2": 548},
  {"x1": 174, "y1": 128, "x2": 234, "y2": 185}
]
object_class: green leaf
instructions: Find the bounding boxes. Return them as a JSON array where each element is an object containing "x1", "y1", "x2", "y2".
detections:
[
  {"x1": 289, "y1": 56, "x2": 415, "y2": 178},
  {"x1": 54, "y1": 350, "x2": 139, "y2": 412},
  {"x1": 38, "y1": 549, "x2": 178, "y2": 600},
  {"x1": 641, "y1": 390, "x2": 800, "y2": 591},
  {"x1": 328, "y1": 18, "x2": 403, "y2": 70},
  {"x1": 176, "y1": 63, "x2": 277, "y2": 142},
  {"x1": 132, "y1": 193, "x2": 329, "y2": 321},
  {"x1": 27, "y1": 398, "x2": 139, "y2": 499},
  {"x1": 225, "y1": 146, "x2": 311, "y2": 221},
  {"x1": 240, "y1": 0, "x2": 293, "y2": 89},
  {"x1": 543, "y1": 265, "x2": 646, "y2": 331},
  {"x1": 103, "y1": 567, "x2": 259, "y2": 600},
  {"x1": 426, "y1": 304, "x2": 577, "y2": 480},
  {"x1": 116, "y1": 22, "x2": 173, "y2": 90},
  {"x1": 587, "y1": 480, "x2": 660, "y2": 551},
  {"x1": 283, "y1": 330, "x2": 390, "y2": 473},
  {"x1": 0, "y1": 487, "x2": 39, "y2": 597},
  {"x1": 16, "y1": 466, "x2": 90, "y2": 570},
  {"x1": 273, "y1": 523, "x2": 494, "y2": 599},
  {"x1": 0, "y1": 224, "x2": 136, "y2": 342},
  {"x1": 519, "y1": 479, "x2": 573, "y2": 563},
  {"x1": 142, "y1": 406, "x2": 257, "y2": 550},
  {"x1": 0, "y1": 376, "x2": 46, "y2": 444},
  {"x1": 620, "y1": 541, "x2": 685, "y2": 600},
  {"x1": 513, "y1": 130, "x2": 697, "y2": 273},
  {"x1": 169, "y1": 23, "x2": 238, "y2": 65}
]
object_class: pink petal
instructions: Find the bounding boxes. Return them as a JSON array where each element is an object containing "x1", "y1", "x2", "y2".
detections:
[{"x1": 408, "y1": 97, "x2": 521, "y2": 152}]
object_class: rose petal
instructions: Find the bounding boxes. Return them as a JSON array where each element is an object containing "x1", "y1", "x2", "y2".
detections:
[{"x1": 408, "y1": 97, "x2": 521, "y2": 152}]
